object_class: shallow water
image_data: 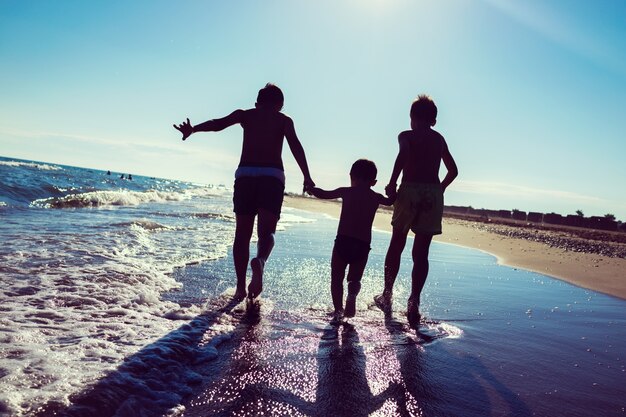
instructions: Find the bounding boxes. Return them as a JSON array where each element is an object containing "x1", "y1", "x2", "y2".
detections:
[
  {"x1": 2, "y1": 157, "x2": 625, "y2": 416},
  {"x1": 170, "y1": 213, "x2": 626, "y2": 417}
]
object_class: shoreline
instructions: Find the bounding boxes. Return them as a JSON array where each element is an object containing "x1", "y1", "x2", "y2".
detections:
[{"x1": 284, "y1": 195, "x2": 626, "y2": 300}]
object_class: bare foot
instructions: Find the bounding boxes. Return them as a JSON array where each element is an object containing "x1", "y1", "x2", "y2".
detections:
[
  {"x1": 233, "y1": 287, "x2": 247, "y2": 301},
  {"x1": 407, "y1": 298, "x2": 421, "y2": 329},
  {"x1": 330, "y1": 309, "x2": 344, "y2": 325},
  {"x1": 374, "y1": 292, "x2": 392, "y2": 312},
  {"x1": 248, "y1": 257, "x2": 265, "y2": 299}
]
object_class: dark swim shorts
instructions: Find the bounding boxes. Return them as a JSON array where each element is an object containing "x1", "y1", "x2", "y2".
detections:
[
  {"x1": 233, "y1": 176, "x2": 285, "y2": 217},
  {"x1": 333, "y1": 234, "x2": 371, "y2": 265},
  {"x1": 391, "y1": 182, "x2": 444, "y2": 235}
]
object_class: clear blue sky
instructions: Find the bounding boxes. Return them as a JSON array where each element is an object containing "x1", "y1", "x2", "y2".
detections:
[{"x1": 1, "y1": 0, "x2": 625, "y2": 219}]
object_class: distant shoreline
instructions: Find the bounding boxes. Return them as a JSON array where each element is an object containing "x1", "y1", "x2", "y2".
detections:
[{"x1": 284, "y1": 194, "x2": 626, "y2": 300}]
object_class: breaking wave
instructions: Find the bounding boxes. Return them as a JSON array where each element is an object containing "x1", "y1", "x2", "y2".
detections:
[
  {"x1": 0, "y1": 160, "x2": 62, "y2": 170},
  {"x1": 32, "y1": 189, "x2": 190, "y2": 208}
]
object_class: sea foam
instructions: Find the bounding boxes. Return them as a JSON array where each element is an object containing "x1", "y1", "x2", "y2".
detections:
[
  {"x1": 31, "y1": 189, "x2": 190, "y2": 208},
  {"x1": 0, "y1": 160, "x2": 62, "y2": 170}
]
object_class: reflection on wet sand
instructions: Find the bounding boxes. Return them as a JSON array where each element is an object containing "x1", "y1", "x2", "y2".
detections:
[{"x1": 183, "y1": 305, "x2": 473, "y2": 417}]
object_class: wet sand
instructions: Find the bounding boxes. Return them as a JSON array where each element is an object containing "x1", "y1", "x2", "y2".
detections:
[{"x1": 284, "y1": 195, "x2": 626, "y2": 300}]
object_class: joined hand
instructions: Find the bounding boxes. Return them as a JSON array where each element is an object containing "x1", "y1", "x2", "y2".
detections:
[{"x1": 385, "y1": 183, "x2": 397, "y2": 197}]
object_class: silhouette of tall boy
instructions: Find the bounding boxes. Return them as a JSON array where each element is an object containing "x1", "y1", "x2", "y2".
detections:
[
  {"x1": 375, "y1": 95, "x2": 458, "y2": 328},
  {"x1": 174, "y1": 83, "x2": 315, "y2": 300}
]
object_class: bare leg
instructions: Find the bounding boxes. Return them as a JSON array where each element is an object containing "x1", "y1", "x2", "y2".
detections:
[
  {"x1": 409, "y1": 234, "x2": 433, "y2": 305},
  {"x1": 330, "y1": 248, "x2": 348, "y2": 313},
  {"x1": 233, "y1": 214, "x2": 255, "y2": 299},
  {"x1": 407, "y1": 234, "x2": 433, "y2": 327},
  {"x1": 375, "y1": 227, "x2": 409, "y2": 307},
  {"x1": 345, "y1": 257, "x2": 367, "y2": 317},
  {"x1": 248, "y1": 208, "x2": 279, "y2": 299}
]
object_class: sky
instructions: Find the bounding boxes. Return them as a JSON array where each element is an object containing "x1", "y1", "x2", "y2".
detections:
[{"x1": 1, "y1": 0, "x2": 625, "y2": 220}]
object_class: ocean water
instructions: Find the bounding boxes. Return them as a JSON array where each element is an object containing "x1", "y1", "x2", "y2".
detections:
[
  {"x1": 0, "y1": 156, "x2": 234, "y2": 415},
  {"x1": 1, "y1": 156, "x2": 625, "y2": 417}
]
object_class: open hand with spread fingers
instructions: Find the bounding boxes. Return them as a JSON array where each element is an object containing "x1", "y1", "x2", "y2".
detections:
[{"x1": 173, "y1": 118, "x2": 194, "y2": 141}]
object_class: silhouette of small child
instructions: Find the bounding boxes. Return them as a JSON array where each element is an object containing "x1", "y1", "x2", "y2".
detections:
[
  {"x1": 375, "y1": 94, "x2": 458, "y2": 328},
  {"x1": 174, "y1": 83, "x2": 315, "y2": 301},
  {"x1": 307, "y1": 159, "x2": 395, "y2": 321}
]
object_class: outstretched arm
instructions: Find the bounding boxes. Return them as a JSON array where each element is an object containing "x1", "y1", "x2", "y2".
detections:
[
  {"x1": 379, "y1": 189, "x2": 396, "y2": 206},
  {"x1": 440, "y1": 139, "x2": 458, "y2": 191},
  {"x1": 284, "y1": 117, "x2": 315, "y2": 190},
  {"x1": 173, "y1": 110, "x2": 244, "y2": 141},
  {"x1": 307, "y1": 187, "x2": 345, "y2": 200}
]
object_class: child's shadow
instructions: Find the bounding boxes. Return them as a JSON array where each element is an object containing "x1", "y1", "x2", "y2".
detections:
[
  {"x1": 268, "y1": 322, "x2": 397, "y2": 417},
  {"x1": 381, "y1": 310, "x2": 447, "y2": 417},
  {"x1": 382, "y1": 307, "x2": 532, "y2": 417},
  {"x1": 313, "y1": 323, "x2": 392, "y2": 416}
]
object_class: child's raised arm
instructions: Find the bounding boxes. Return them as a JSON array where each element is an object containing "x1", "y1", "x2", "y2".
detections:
[
  {"x1": 174, "y1": 110, "x2": 244, "y2": 141},
  {"x1": 379, "y1": 188, "x2": 396, "y2": 207},
  {"x1": 307, "y1": 187, "x2": 346, "y2": 200}
]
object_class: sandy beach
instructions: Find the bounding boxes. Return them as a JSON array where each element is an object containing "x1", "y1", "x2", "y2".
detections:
[{"x1": 284, "y1": 195, "x2": 626, "y2": 300}]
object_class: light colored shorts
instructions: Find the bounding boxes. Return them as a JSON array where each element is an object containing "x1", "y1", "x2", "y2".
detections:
[{"x1": 391, "y1": 182, "x2": 443, "y2": 235}]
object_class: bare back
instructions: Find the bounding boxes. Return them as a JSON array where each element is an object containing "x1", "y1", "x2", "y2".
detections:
[
  {"x1": 399, "y1": 128, "x2": 444, "y2": 184},
  {"x1": 239, "y1": 108, "x2": 290, "y2": 170},
  {"x1": 338, "y1": 186, "x2": 387, "y2": 243}
]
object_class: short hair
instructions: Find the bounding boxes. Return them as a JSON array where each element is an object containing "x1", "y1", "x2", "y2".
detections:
[
  {"x1": 410, "y1": 94, "x2": 437, "y2": 125},
  {"x1": 350, "y1": 159, "x2": 377, "y2": 182},
  {"x1": 257, "y1": 83, "x2": 284, "y2": 108}
]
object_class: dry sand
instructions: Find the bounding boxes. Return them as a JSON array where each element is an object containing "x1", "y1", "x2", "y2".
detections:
[{"x1": 284, "y1": 195, "x2": 626, "y2": 300}]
